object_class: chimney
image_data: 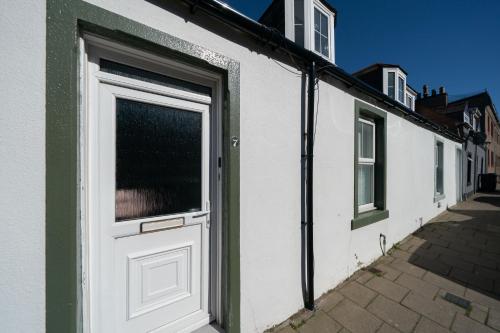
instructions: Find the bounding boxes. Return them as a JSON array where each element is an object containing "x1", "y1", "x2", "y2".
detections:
[
  {"x1": 423, "y1": 85, "x2": 429, "y2": 97},
  {"x1": 439, "y1": 86, "x2": 446, "y2": 94},
  {"x1": 432, "y1": 89, "x2": 437, "y2": 96}
]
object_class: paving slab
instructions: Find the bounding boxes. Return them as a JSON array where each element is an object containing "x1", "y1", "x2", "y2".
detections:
[
  {"x1": 438, "y1": 254, "x2": 474, "y2": 272},
  {"x1": 328, "y1": 299, "x2": 382, "y2": 333},
  {"x1": 413, "y1": 317, "x2": 449, "y2": 333},
  {"x1": 423, "y1": 271, "x2": 466, "y2": 296},
  {"x1": 450, "y1": 268, "x2": 494, "y2": 292},
  {"x1": 316, "y1": 291, "x2": 344, "y2": 312},
  {"x1": 338, "y1": 281, "x2": 377, "y2": 308},
  {"x1": 365, "y1": 276, "x2": 409, "y2": 302},
  {"x1": 298, "y1": 311, "x2": 342, "y2": 333},
  {"x1": 411, "y1": 255, "x2": 451, "y2": 276},
  {"x1": 355, "y1": 271, "x2": 375, "y2": 284},
  {"x1": 465, "y1": 288, "x2": 500, "y2": 310},
  {"x1": 388, "y1": 249, "x2": 412, "y2": 261},
  {"x1": 401, "y1": 292, "x2": 455, "y2": 328},
  {"x1": 487, "y1": 308, "x2": 500, "y2": 331},
  {"x1": 366, "y1": 295, "x2": 419, "y2": 333},
  {"x1": 276, "y1": 326, "x2": 296, "y2": 333},
  {"x1": 389, "y1": 259, "x2": 426, "y2": 278},
  {"x1": 468, "y1": 303, "x2": 488, "y2": 324},
  {"x1": 395, "y1": 273, "x2": 439, "y2": 299},
  {"x1": 376, "y1": 323, "x2": 401, "y2": 333},
  {"x1": 452, "y1": 314, "x2": 498, "y2": 333},
  {"x1": 374, "y1": 264, "x2": 402, "y2": 281}
]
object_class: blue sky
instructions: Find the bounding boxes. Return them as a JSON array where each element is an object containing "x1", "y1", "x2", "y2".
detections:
[{"x1": 224, "y1": 0, "x2": 500, "y2": 110}]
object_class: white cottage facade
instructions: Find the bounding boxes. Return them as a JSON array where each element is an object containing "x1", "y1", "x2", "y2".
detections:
[{"x1": 1, "y1": 1, "x2": 463, "y2": 332}]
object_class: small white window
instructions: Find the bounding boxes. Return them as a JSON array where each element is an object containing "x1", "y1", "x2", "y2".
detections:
[
  {"x1": 398, "y1": 76, "x2": 405, "y2": 103},
  {"x1": 464, "y1": 111, "x2": 470, "y2": 125},
  {"x1": 406, "y1": 94, "x2": 414, "y2": 110},
  {"x1": 313, "y1": 6, "x2": 329, "y2": 58},
  {"x1": 358, "y1": 118, "x2": 376, "y2": 212}
]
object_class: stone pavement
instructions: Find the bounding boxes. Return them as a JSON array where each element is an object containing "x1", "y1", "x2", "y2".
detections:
[{"x1": 269, "y1": 191, "x2": 500, "y2": 333}]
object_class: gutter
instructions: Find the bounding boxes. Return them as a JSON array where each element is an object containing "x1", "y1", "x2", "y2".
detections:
[{"x1": 183, "y1": 0, "x2": 463, "y2": 143}]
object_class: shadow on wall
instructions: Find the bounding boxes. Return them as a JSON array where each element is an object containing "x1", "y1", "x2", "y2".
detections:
[{"x1": 408, "y1": 191, "x2": 500, "y2": 301}]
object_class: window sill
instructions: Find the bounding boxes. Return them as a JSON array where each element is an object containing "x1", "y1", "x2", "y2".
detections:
[
  {"x1": 351, "y1": 209, "x2": 389, "y2": 230},
  {"x1": 434, "y1": 193, "x2": 446, "y2": 203}
]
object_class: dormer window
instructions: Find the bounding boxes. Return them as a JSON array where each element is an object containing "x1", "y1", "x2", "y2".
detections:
[
  {"x1": 353, "y1": 64, "x2": 416, "y2": 110},
  {"x1": 313, "y1": 6, "x2": 329, "y2": 57},
  {"x1": 273, "y1": 0, "x2": 335, "y2": 63},
  {"x1": 382, "y1": 67, "x2": 407, "y2": 105}
]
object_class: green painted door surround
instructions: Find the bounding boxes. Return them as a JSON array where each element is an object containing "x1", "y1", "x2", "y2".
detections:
[{"x1": 46, "y1": 1, "x2": 240, "y2": 332}]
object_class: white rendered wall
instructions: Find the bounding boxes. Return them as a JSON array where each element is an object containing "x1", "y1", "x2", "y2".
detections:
[
  {"x1": 0, "y1": 1, "x2": 46, "y2": 332},
  {"x1": 83, "y1": 2, "x2": 461, "y2": 331}
]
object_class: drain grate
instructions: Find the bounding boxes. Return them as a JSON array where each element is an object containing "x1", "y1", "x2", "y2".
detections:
[{"x1": 443, "y1": 292, "x2": 471, "y2": 309}]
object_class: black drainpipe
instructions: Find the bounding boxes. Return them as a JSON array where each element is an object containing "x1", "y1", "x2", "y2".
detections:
[{"x1": 305, "y1": 61, "x2": 316, "y2": 310}]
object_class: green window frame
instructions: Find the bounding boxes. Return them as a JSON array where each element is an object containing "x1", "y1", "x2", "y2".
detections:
[{"x1": 352, "y1": 100, "x2": 389, "y2": 230}]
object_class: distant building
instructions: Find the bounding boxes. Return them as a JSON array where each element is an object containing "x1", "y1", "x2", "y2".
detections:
[{"x1": 416, "y1": 88, "x2": 496, "y2": 198}]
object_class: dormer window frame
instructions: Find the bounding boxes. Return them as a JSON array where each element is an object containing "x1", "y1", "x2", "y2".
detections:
[
  {"x1": 405, "y1": 88, "x2": 417, "y2": 111},
  {"x1": 311, "y1": 1, "x2": 332, "y2": 60},
  {"x1": 286, "y1": 0, "x2": 336, "y2": 63},
  {"x1": 398, "y1": 75, "x2": 405, "y2": 103},
  {"x1": 406, "y1": 94, "x2": 414, "y2": 110},
  {"x1": 382, "y1": 67, "x2": 407, "y2": 105}
]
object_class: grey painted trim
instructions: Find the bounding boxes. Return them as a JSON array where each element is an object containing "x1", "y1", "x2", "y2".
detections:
[
  {"x1": 353, "y1": 100, "x2": 388, "y2": 230},
  {"x1": 46, "y1": 1, "x2": 240, "y2": 332},
  {"x1": 352, "y1": 210, "x2": 389, "y2": 230}
]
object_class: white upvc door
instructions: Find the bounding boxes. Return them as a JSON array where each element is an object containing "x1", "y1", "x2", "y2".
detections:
[{"x1": 88, "y1": 81, "x2": 211, "y2": 333}]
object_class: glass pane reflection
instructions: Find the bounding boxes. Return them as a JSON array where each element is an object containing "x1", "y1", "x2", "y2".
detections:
[{"x1": 115, "y1": 98, "x2": 202, "y2": 221}]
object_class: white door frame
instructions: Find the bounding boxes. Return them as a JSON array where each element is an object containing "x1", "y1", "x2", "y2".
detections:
[{"x1": 79, "y1": 34, "x2": 224, "y2": 332}]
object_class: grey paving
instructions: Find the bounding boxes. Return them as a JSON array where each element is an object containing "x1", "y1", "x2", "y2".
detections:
[
  {"x1": 267, "y1": 192, "x2": 500, "y2": 333},
  {"x1": 328, "y1": 299, "x2": 383, "y2": 333},
  {"x1": 367, "y1": 295, "x2": 419, "y2": 333},
  {"x1": 338, "y1": 281, "x2": 377, "y2": 307}
]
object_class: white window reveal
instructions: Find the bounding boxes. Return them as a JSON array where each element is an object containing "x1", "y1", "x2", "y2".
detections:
[
  {"x1": 294, "y1": 0, "x2": 305, "y2": 47},
  {"x1": 435, "y1": 140, "x2": 444, "y2": 198},
  {"x1": 387, "y1": 72, "x2": 395, "y2": 99},
  {"x1": 357, "y1": 118, "x2": 376, "y2": 213},
  {"x1": 313, "y1": 6, "x2": 329, "y2": 58},
  {"x1": 398, "y1": 76, "x2": 405, "y2": 103},
  {"x1": 406, "y1": 94, "x2": 414, "y2": 110},
  {"x1": 463, "y1": 111, "x2": 470, "y2": 125}
]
